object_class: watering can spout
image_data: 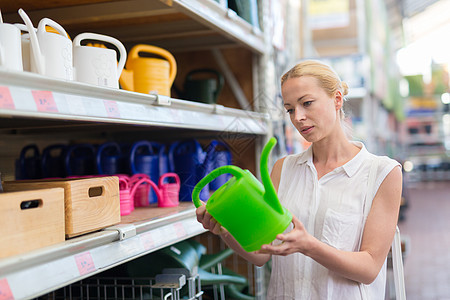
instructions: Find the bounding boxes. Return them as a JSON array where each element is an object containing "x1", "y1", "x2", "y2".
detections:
[
  {"x1": 18, "y1": 8, "x2": 45, "y2": 75},
  {"x1": 260, "y1": 137, "x2": 283, "y2": 214}
]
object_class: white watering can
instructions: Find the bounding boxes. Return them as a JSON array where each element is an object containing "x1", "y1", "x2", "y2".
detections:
[
  {"x1": 18, "y1": 8, "x2": 73, "y2": 80},
  {"x1": 72, "y1": 32, "x2": 126, "y2": 88},
  {"x1": 0, "y1": 21, "x2": 23, "y2": 71}
]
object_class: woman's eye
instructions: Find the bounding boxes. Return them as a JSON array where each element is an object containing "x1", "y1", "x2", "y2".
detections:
[
  {"x1": 286, "y1": 109, "x2": 294, "y2": 114},
  {"x1": 303, "y1": 101, "x2": 312, "y2": 107}
]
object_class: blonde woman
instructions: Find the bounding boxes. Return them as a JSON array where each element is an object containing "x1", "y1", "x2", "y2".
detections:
[{"x1": 196, "y1": 60, "x2": 402, "y2": 299}]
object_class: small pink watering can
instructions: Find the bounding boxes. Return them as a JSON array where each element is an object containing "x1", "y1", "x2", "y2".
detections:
[{"x1": 127, "y1": 173, "x2": 181, "y2": 211}]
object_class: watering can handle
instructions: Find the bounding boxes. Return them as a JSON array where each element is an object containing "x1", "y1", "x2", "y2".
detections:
[
  {"x1": 37, "y1": 18, "x2": 70, "y2": 39},
  {"x1": 192, "y1": 165, "x2": 244, "y2": 208},
  {"x1": 129, "y1": 177, "x2": 161, "y2": 201},
  {"x1": 73, "y1": 32, "x2": 127, "y2": 79},
  {"x1": 64, "y1": 144, "x2": 96, "y2": 176},
  {"x1": 128, "y1": 44, "x2": 177, "y2": 85},
  {"x1": 129, "y1": 141, "x2": 154, "y2": 175},
  {"x1": 159, "y1": 172, "x2": 180, "y2": 186},
  {"x1": 19, "y1": 144, "x2": 40, "y2": 176},
  {"x1": 96, "y1": 142, "x2": 121, "y2": 175}
]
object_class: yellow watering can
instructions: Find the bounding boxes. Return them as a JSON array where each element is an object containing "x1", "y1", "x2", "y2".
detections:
[{"x1": 119, "y1": 44, "x2": 177, "y2": 96}]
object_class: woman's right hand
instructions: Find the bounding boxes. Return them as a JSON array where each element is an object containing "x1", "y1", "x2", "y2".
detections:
[{"x1": 196, "y1": 203, "x2": 224, "y2": 235}]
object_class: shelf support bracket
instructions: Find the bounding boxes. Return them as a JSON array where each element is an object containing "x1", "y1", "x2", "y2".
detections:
[{"x1": 104, "y1": 224, "x2": 137, "y2": 240}]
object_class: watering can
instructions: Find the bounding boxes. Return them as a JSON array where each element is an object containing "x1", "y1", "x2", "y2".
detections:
[
  {"x1": 96, "y1": 142, "x2": 127, "y2": 175},
  {"x1": 72, "y1": 32, "x2": 127, "y2": 88},
  {"x1": 119, "y1": 44, "x2": 177, "y2": 96},
  {"x1": 129, "y1": 141, "x2": 163, "y2": 204},
  {"x1": 192, "y1": 137, "x2": 292, "y2": 252},
  {"x1": 41, "y1": 144, "x2": 67, "y2": 178},
  {"x1": 19, "y1": 9, "x2": 73, "y2": 80},
  {"x1": 207, "y1": 140, "x2": 232, "y2": 191},
  {"x1": 0, "y1": 21, "x2": 23, "y2": 71},
  {"x1": 118, "y1": 174, "x2": 133, "y2": 216},
  {"x1": 174, "y1": 69, "x2": 224, "y2": 104},
  {"x1": 65, "y1": 144, "x2": 97, "y2": 176},
  {"x1": 169, "y1": 139, "x2": 215, "y2": 202},
  {"x1": 15, "y1": 144, "x2": 41, "y2": 180},
  {"x1": 129, "y1": 173, "x2": 180, "y2": 208}
]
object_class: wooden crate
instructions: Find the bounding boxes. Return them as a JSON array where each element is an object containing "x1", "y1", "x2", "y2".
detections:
[
  {"x1": 0, "y1": 188, "x2": 65, "y2": 258},
  {"x1": 4, "y1": 176, "x2": 120, "y2": 238}
]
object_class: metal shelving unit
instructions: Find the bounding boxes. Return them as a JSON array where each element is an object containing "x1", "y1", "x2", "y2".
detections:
[
  {"x1": 0, "y1": 204, "x2": 205, "y2": 299},
  {"x1": 0, "y1": 0, "x2": 273, "y2": 299}
]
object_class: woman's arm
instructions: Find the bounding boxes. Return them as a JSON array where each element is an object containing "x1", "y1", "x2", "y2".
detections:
[
  {"x1": 258, "y1": 166, "x2": 402, "y2": 284},
  {"x1": 195, "y1": 157, "x2": 286, "y2": 266}
]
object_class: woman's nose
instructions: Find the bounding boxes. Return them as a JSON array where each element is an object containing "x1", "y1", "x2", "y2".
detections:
[{"x1": 294, "y1": 108, "x2": 306, "y2": 121}]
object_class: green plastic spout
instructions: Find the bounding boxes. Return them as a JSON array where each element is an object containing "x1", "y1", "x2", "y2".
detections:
[{"x1": 260, "y1": 137, "x2": 283, "y2": 214}]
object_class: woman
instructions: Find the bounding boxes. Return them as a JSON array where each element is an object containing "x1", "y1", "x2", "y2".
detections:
[{"x1": 196, "y1": 60, "x2": 402, "y2": 299}]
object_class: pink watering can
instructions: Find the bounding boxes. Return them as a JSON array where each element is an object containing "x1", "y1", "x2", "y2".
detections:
[{"x1": 129, "y1": 173, "x2": 181, "y2": 209}]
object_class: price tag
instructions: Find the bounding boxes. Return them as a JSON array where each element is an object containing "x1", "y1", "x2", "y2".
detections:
[
  {"x1": 103, "y1": 100, "x2": 120, "y2": 118},
  {"x1": 173, "y1": 222, "x2": 187, "y2": 238},
  {"x1": 31, "y1": 90, "x2": 58, "y2": 112},
  {"x1": 0, "y1": 87, "x2": 15, "y2": 110},
  {"x1": 140, "y1": 232, "x2": 155, "y2": 250},
  {"x1": 74, "y1": 252, "x2": 96, "y2": 275},
  {"x1": 0, "y1": 278, "x2": 13, "y2": 300}
]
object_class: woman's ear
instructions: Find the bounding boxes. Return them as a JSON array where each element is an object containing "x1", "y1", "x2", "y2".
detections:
[{"x1": 334, "y1": 90, "x2": 344, "y2": 111}]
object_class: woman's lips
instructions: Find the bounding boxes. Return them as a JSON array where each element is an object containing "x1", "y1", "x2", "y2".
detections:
[{"x1": 301, "y1": 126, "x2": 313, "y2": 134}]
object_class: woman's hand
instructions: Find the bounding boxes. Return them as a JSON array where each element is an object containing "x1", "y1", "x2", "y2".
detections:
[
  {"x1": 196, "y1": 202, "x2": 225, "y2": 235},
  {"x1": 257, "y1": 215, "x2": 314, "y2": 256}
]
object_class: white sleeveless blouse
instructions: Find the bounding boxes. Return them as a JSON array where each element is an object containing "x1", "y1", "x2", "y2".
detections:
[{"x1": 267, "y1": 142, "x2": 400, "y2": 299}]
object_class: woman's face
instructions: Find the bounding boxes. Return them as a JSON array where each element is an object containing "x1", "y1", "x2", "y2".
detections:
[{"x1": 282, "y1": 76, "x2": 342, "y2": 143}]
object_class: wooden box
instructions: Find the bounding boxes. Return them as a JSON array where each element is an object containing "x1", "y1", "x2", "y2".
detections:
[
  {"x1": 0, "y1": 188, "x2": 65, "y2": 258},
  {"x1": 4, "y1": 176, "x2": 120, "y2": 238}
]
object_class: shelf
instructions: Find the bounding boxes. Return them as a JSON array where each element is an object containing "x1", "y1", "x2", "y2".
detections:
[
  {"x1": 0, "y1": 70, "x2": 268, "y2": 135},
  {"x1": 0, "y1": 203, "x2": 206, "y2": 299},
  {"x1": 3, "y1": 0, "x2": 265, "y2": 54}
]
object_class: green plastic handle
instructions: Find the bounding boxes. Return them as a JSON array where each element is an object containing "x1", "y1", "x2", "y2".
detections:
[{"x1": 192, "y1": 165, "x2": 244, "y2": 208}]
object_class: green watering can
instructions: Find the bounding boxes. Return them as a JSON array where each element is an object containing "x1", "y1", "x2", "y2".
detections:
[{"x1": 192, "y1": 137, "x2": 292, "y2": 252}]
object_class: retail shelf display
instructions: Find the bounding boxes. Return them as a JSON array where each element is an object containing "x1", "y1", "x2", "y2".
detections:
[
  {"x1": 0, "y1": 0, "x2": 271, "y2": 298},
  {"x1": 0, "y1": 204, "x2": 205, "y2": 299},
  {"x1": 0, "y1": 70, "x2": 268, "y2": 135}
]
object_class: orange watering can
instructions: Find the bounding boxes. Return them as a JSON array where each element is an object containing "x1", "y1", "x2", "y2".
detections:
[{"x1": 119, "y1": 44, "x2": 177, "y2": 96}]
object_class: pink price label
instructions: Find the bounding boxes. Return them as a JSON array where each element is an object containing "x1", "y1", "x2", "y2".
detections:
[
  {"x1": 0, "y1": 278, "x2": 14, "y2": 300},
  {"x1": 104, "y1": 100, "x2": 120, "y2": 118},
  {"x1": 75, "y1": 252, "x2": 96, "y2": 275},
  {"x1": 31, "y1": 90, "x2": 58, "y2": 112},
  {"x1": 0, "y1": 86, "x2": 15, "y2": 110}
]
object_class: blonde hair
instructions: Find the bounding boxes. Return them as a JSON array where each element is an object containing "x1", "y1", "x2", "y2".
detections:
[{"x1": 281, "y1": 60, "x2": 349, "y2": 120}]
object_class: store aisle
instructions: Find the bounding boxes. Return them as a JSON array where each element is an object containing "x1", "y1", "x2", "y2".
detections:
[{"x1": 398, "y1": 181, "x2": 450, "y2": 299}]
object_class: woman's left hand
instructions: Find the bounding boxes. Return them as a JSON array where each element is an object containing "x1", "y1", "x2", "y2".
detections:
[{"x1": 257, "y1": 215, "x2": 314, "y2": 256}]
